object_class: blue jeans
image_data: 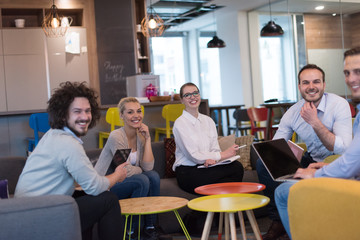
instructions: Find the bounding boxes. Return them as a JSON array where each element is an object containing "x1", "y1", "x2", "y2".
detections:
[
  {"x1": 110, "y1": 170, "x2": 160, "y2": 230},
  {"x1": 256, "y1": 152, "x2": 315, "y2": 221},
  {"x1": 274, "y1": 181, "x2": 296, "y2": 239}
]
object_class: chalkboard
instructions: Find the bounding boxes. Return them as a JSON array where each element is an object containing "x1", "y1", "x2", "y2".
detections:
[{"x1": 94, "y1": 0, "x2": 136, "y2": 105}]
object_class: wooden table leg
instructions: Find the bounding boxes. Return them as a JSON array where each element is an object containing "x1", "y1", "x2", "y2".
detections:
[
  {"x1": 201, "y1": 212, "x2": 214, "y2": 240},
  {"x1": 246, "y1": 210, "x2": 262, "y2": 240},
  {"x1": 229, "y1": 213, "x2": 237, "y2": 240},
  {"x1": 238, "y1": 211, "x2": 247, "y2": 240},
  {"x1": 265, "y1": 107, "x2": 273, "y2": 140},
  {"x1": 218, "y1": 212, "x2": 224, "y2": 240}
]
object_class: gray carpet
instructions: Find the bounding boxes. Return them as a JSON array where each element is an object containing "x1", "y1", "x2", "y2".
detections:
[{"x1": 170, "y1": 216, "x2": 272, "y2": 240}]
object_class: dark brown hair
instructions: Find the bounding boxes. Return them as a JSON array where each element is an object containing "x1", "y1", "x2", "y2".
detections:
[
  {"x1": 344, "y1": 47, "x2": 360, "y2": 59},
  {"x1": 47, "y1": 81, "x2": 100, "y2": 129},
  {"x1": 298, "y1": 64, "x2": 325, "y2": 84},
  {"x1": 179, "y1": 83, "x2": 200, "y2": 98}
]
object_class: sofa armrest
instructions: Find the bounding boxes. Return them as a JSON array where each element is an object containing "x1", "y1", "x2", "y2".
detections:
[{"x1": 0, "y1": 195, "x2": 82, "y2": 240}]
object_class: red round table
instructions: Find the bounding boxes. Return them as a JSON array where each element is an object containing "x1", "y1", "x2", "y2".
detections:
[{"x1": 194, "y1": 182, "x2": 266, "y2": 240}]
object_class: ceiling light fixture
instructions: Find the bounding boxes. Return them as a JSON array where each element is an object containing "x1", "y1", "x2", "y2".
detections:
[
  {"x1": 260, "y1": 0, "x2": 284, "y2": 37},
  {"x1": 141, "y1": 0, "x2": 165, "y2": 37},
  {"x1": 207, "y1": 5, "x2": 226, "y2": 48},
  {"x1": 315, "y1": 5, "x2": 325, "y2": 11},
  {"x1": 42, "y1": 0, "x2": 69, "y2": 38}
]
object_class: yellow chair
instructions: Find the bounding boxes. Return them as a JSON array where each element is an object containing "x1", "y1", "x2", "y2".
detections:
[
  {"x1": 99, "y1": 106, "x2": 144, "y2": 148},
  {"x1": 288, "y1": 178, "x2": 360, "y2": 240},
  {"x1": 154, "y1": 104, "x2": 185, "y2": 142},
  {"x1": 323, "y1": 154, "x2": 340, "y2": 163}
]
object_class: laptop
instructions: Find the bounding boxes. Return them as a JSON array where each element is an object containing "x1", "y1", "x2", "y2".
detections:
[{"x1": 252, "y1": 138, "x2": 302, "y2": 182}]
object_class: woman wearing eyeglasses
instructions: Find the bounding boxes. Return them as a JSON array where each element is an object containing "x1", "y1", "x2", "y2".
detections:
[{"x1": 172, "y1": 83, "x2": 244, "y2": 194}]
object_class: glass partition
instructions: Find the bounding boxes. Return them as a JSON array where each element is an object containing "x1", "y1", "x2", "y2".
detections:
[{"x1": 249, "y1": 0, "x2": 360, "y2": 105}]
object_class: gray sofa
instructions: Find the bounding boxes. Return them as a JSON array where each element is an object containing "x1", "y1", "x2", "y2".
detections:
[
  {"x1": 0, "y1": 157, "x2": 82, "y2": 240},
  {"x1": 0, "y1": 139, "x2": 265, "y2": 236}
]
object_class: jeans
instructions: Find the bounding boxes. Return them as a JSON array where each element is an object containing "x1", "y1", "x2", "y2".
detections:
[
  {"x1": 256, "y1": 151, "x2": 315, "y2": 221},
  {"x1": 110, "y1": 170, "x2": 160, "y2": 229},
  {"x1": 274, "y1": 181, "x2": 296, "y2": 239}
]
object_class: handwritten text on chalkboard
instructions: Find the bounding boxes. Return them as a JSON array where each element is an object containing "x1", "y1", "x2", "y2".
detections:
[{"x1": 104, "y1": 61, "x2": 125, "y2": 82}]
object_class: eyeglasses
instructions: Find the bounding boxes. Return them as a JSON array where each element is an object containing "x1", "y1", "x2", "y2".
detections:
[{"x1": 183, "y1": 91, "x2": 200, "y2": 99}]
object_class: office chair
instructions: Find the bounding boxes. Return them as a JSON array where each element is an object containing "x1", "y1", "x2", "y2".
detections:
[
  {"x1": 228, "y1": 108, "x2": 251, "y2": 137},
  {"x1": 247, "y1": 107, "x2": 277, "y2": 141},
  {"x1": 154, "y1": 104, "x2": 185, "y2": 141},
  {"x1": 27, "y1": 113, "x2": 51, "y2": 153},
  {"x1": 288, "y1": 178, "x2": 360, "y2": 240}
]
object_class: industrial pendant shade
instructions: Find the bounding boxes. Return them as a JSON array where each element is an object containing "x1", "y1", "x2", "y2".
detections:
[
  {"x1": 207, "y1": 5, "x2": 226, "y2": 48},
  {"x1": 141, "y1": 0, "x2": 165, "y2": 37},
  {"x1": 260, "y1": 0, "x2": 284, "y2": 37},
  {"x1": 207, "y1": 36, "x2": 225, "y2": 48},
  {"x1": 42, "y1": 0, "x2": 69, "y2": 37}
]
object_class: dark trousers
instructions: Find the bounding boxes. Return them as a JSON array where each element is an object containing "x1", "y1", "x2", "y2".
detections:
[
  {"x1": 256, "y1": 151, "x2": 315, "y2": 221},
  {"x1": 175, "y1": 161, "x2": 244, "y2": 194},
  {"x1": 73, "y1": 190, "x2": 123, "y2": 240}
]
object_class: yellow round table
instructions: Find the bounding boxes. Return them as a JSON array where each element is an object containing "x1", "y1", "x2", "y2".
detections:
[
  {"x1": 119, "y1": 196, "x2": 190, "y2": 240},
  {"x1": 188, "y1": 193, "x2": 269, "y2": 240}
]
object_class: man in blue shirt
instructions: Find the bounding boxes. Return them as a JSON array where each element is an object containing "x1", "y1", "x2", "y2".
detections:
[
  {"x1": 275, "y1": 46, "x2": 360, "y2": 239},
  {"x1": 258, "y1": 64, "x2": 353, "y2": 240}
]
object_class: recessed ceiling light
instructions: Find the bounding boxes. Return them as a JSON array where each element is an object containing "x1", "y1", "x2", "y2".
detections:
[
  {"x1": 315, "y1": 5, "x2": 325, "y2": 11},
  {"x1": 332, "y1": 13, "x2": 337, "y2": 16}
]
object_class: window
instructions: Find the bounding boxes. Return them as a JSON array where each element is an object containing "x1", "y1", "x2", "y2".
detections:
[
  {"x1": 198, "y1": 34, "x2": 222, "y2": 105},
  {"x1": 258, "y1": 14, "x2": 298, "y2": 102},
  {"x1": 150, "y1": 35, "x2": 187, "y2": 95}
]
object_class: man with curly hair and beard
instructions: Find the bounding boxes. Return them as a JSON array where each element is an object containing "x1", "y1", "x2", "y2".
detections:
[{"x1": 15, "y1": 82, "x2": 127, "y2": 240}]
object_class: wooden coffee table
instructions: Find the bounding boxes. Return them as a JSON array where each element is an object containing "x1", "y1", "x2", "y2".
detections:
[{"x1": 119, "y1": 196, "x2": 190, "y2": 240}]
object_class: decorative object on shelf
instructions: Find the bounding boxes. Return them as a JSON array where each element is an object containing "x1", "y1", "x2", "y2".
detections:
[
  {"x1": 260, "y1": 0, "x2": 284, "y2": 37},
  {"x1": 140, "y1": 0, "x2": 165, "y2": 37},
  {"x1": 14, "y1": 19, "x2": 25, "y2": 28},
  {"x1": 42, "y1": 0, "x2": 70, "y2": 37},
  {"x1": 207, "y1": 5, "x2": 226, "y2": 48}
]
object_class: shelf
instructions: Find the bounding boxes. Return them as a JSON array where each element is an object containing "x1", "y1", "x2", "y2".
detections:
[
  {"x1": 1, "y1": 8, "x2": 43, "y2": 28},
  {"x1": 1, "y1": 8, "x2": 83, "y2": 28},
  {"x1": 44, "y1": 8, "x2": 83, "y2": 27}
]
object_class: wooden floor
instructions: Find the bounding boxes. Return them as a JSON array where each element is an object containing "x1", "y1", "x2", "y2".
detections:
[{"x1": 170, "y1": 216, "x2": 272, "y2": 240}]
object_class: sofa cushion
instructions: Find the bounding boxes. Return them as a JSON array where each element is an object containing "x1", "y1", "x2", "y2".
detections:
[
  {"x1": 235, "y1": 135, "x2": 255, "y2": 170},
  {"x1": 218, "y1": 134, "x2": 236, "y2": 151},
  {"x1": 164, "y1": 138, "x2": 176, "y2": 178}
]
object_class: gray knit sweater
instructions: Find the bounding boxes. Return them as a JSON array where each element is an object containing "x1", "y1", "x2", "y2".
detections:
[{"x1": 95, "y1": 127, "x2": 154, "y2": 177}]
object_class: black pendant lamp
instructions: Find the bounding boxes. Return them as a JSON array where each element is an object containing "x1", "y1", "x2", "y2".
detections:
[
  {"x1": 207, "y1": 5, "x2": 226, "y2": 48},
  {"x1": 260, "y1": 0, "x2": 284, "y2": 37}
]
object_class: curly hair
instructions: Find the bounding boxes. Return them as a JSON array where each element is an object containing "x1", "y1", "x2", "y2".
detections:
[
  {"x1": 298, "y1": 64, "x2": 325, "y2": 84},
  {"x1": 47, "y1": 81, "x2": 100, "y2": 129}
]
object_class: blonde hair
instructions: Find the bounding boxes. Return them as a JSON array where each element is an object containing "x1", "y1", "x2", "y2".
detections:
[{"x1": 117, "y1": 97, "x2": 140, "y2": 114}]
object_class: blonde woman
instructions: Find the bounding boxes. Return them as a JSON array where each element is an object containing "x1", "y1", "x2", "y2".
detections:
[{"x1": 95, "y1": 97, "x2": 161, "y2": 240}]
